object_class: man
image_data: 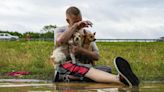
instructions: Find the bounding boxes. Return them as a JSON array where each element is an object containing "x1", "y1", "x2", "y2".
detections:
[{"x1": 53, "y1": 6, "x2": 139, "y2": 86}]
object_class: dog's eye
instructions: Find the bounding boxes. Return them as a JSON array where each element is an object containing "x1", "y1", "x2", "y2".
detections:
[{"x1": 90, "y1": 36, "x2": 93, "y2": 38}]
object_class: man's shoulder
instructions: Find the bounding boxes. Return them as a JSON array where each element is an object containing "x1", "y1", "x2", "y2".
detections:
[{"x1": 55, "y1": 26, "x2": 67, "y2": 33}]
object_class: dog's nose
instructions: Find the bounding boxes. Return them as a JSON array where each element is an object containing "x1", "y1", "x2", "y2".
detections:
[{"x1": 75, "y1": 38, "x2": 79, "y2": 41}]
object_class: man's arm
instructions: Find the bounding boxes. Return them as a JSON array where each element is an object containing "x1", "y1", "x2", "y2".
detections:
[
  {"x1": 72, "y1": 45, "x2": 99, "y2": 61},
  {"x1": 80, "y1": 47, "x2": 99, "y2": 61},
  {"x1": 56, "y1": 24, "x2": 78, "y2": 46},
  {"x1": 56, "y1": 21, "x2": 92, "y2": 46}
]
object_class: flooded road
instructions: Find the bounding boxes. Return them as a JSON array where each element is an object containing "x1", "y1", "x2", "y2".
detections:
[{"x1": 0, "y1": 79, "x2": 163, "y2": 92}]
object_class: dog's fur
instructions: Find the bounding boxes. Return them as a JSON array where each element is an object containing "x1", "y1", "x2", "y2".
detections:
[
  {"x1": 50, "y1": 29, "x2": 96, "y2": 68},
  {"x1": 82, "y1": 30, "x2": 96, "y2": 65},
  {"x1": 50, "y1": 30, "x2": 84, "y2": 65},
  {"x1": 68, "y1": 32, "x2": 83, "y2": 63},
  {"x1": 83, "y1": 30, "x2": 96, "y2": 49}
]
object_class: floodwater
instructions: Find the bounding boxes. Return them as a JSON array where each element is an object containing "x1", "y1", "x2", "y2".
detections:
[{"x1": 0, "y1": 79, "x2": 164, "y2": 92}]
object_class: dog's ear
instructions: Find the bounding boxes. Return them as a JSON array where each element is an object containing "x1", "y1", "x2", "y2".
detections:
[
  {"x1": 93, "y1": 32, "x2": 96, "y2": 35},
  {"x1": 83, "y1": 29, "x2": 87, "y2": 34}
]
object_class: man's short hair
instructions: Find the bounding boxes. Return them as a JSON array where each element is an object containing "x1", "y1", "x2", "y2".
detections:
[{"x1": 66, "y1": 6, "x2": 81, "y2": 16}]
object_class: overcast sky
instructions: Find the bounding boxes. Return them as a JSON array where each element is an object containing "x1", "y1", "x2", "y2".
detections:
[{"x1": 0, "y1": 0, "x2": 164, "y2": 39}]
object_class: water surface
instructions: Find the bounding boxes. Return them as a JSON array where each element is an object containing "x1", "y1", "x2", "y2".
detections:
[{"x1": 0, "y1": 79, "x2": 163, "y2": 92}]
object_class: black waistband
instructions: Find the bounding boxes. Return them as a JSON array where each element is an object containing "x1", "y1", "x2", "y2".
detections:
[{"x1": 66, "y1": 55, "x2": 72, "y2": 61}]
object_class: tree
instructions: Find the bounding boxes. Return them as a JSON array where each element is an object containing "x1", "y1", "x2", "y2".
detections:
[
  {"x1": 40, "y1": 25, "x2": 57, "y2": 38},
  {"x1": 41, "y1": 25, "x2": 57, "y2": 33}
]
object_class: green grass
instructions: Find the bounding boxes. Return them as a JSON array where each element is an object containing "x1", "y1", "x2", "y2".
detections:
[
  {"x1": 0, "y1": 41, "x2": 164, "y2": 81},
  {"x1": 0, "y1": 41, "x2": 54, "y2": 80},
  {"x1": 97, "y1": 42, "x2": 164, "y2": 81}
]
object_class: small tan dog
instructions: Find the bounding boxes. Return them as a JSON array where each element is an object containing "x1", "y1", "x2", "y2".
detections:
[
  {"x1": 83, "y1": 30, "x2": 96, "y2": 49},
  {"x1": 81, "y1": 30, "x2": 96, "y2": 65}
]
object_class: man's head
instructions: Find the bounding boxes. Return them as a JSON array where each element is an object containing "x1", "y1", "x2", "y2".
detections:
[{"x1": 66, "y1": 6, "x2": 82, "y2": 25}]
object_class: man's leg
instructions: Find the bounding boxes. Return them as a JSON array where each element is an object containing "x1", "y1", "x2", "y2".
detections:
[
  {"x1": 58, "y1": 59, "x2": 139, "y2": 86},
  {"x1": 85, "y1": 57, "x2": 140, "y2": 86},
  {"x1": 58, "y1": 61, "x2": 121, "y2": 83},
  {"x1": 85, "y1": 67, "x2": 122, "y2": 84}
]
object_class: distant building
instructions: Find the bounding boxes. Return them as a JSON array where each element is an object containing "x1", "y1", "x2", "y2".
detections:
[
  {"x1": 160, "y1": 37, "x2": 164, "y2": 40},
  {"x1": 157, "y1": 37, "x2": 164, "y2": 42}
]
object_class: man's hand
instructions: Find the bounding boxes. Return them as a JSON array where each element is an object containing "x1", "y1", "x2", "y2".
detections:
[
  {"x1": 75, "y1": 20, "x2": 93, "y2": 30},
  {"x1": 71, "y1": 45, "x2": 99, "y2": 61}
]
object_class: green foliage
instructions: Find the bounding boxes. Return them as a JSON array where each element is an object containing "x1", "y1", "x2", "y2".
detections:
[
  {"x1": 23, "y1": 32, "x2": 40, "y2": 38},
  {"x1": 40, "y1": 32, "x2": 54, "y2": 38},
  {"x1": 0, "y1": 30, "x2": 23, "y2": 38},
  {"x1": 0, "y1": 24, "x2": 56, "y2": 39},
  {"x1": 42, "y1": 25, "x2": 56, "y2": 33}
]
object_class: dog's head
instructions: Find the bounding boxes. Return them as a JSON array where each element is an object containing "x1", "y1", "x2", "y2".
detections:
[
  {"x1": 83, "y1": 30, "x2": 96, "y2": 42},
  {"x1": 73, "y1": 32, "x2": 82, "y2": 45}
]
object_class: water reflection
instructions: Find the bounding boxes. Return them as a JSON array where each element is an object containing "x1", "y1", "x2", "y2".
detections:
[
  {"x1": 0, "y1": 82, "x2": 139, "y2": 92},
  {"x1": 54, "y1": 87, "x2": 139, "y2": 92},
  {"x1": 54, "y1": 83, "x2": 139, "y2": 92},
  {"x1": 0, "y1": 80, "x2": 163, "y2": 92}
]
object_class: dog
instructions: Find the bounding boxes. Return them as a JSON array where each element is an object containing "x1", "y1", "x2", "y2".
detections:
[
  {"x1": 50, "y1": 30, "x2": 83, "y2": 65},
  {"x1": 83, "y1": 30, "x2": 96, "y2": 49},
  {"x1": 80, "y1": 30, "x2": 96, "y2": 65},
  {"x1": 68, "y1": 31, "x2": 84, "y2": 63}
]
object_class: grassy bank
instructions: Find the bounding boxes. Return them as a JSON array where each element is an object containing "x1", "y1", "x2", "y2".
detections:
[{"x1": 0, "y1": 41, "x2": 164, "y2": 81}]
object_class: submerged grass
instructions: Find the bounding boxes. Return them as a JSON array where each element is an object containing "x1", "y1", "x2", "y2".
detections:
[{"x1": 0, "y1": 41, "x2": 163, "y2": 81}]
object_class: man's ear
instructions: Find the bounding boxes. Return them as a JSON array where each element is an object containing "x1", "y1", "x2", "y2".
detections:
[
  {"x1": 66, "y1": 19, "x2": 70, "y2": 24},
  {"x1": 93, "y1": 32, "x2": 96, "y2": 35}
]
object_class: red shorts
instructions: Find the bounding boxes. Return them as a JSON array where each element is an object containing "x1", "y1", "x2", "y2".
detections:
[
  {"x1": 54, "y1": 61, "x2": 112, "y2": 82},
  {"x1": 58, "y1": 61, "x2": 92, "y2": 78}
]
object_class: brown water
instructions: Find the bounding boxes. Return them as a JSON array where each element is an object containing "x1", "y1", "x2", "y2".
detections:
[{"x1": 0, "y1": 79, "x2": 163, "y2": 92}]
